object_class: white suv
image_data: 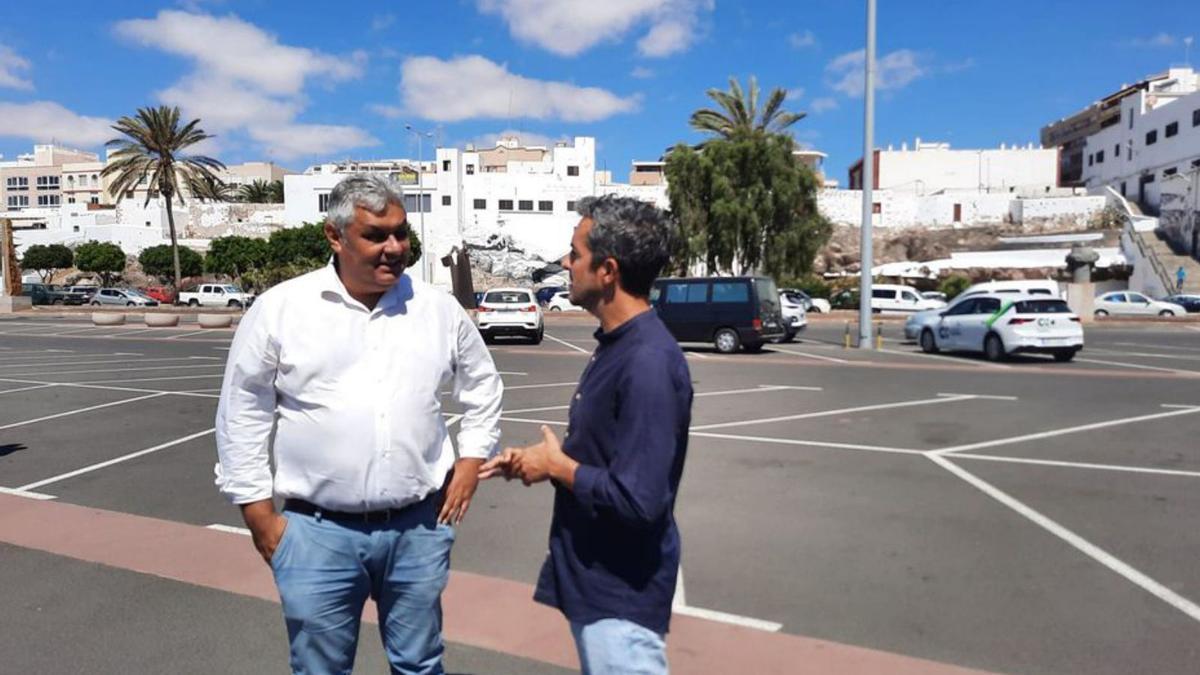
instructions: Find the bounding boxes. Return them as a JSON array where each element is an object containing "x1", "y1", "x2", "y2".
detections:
[
  {"x1": 870, "y1": 284, "x2": 946, "y2": 314},
  {"x1": 546, "y1": 291, "x2": 584, "y2": 312},
  {"x1": 476, "y1": 288, "x2": 544, "y2": 344}
]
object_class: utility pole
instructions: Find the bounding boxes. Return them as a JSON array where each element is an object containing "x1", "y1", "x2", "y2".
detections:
[
  {"x1": 858, "y1": 0, "x2": 877, "y2": 349},
  {"x1": 405, "y1": 124, "x2": 434, "y2": 283}
]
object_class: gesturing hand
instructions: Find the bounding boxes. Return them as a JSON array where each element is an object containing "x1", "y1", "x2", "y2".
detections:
[
  {"x1": 438, "y1": 457, "x2": 485, "y2": 525},
  {"x1": 478, "y1": 426, "x2": 578, "y2": 488}
]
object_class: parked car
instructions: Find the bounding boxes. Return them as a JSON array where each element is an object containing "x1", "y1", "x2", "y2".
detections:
[
  {"x1": 1161, "y1": 294, "x2": 1200, "y2": 313},
  {"x1": 870, "y1": 284, "x2": 947, "y2": 314},
  {"x1": 829, "y1": 288, "x2": 860, "y2": 310},
  {"x1": 90, "y1": 287, "x2": 160, "y2": 307},
  {"x1": 66, "y1": 285, "x2": 99, "y2": 302},
  {"x1": 918, "y1": 293, "x2": 1084, "y2": 362},
  {"x1": 958, "y1": 279, "x2": 1060, "y2": 298},
  {"x1": 177, "y1": 283, "x2": 255, "y2": 308},
  {"x1": 546, "y1": 291, "x2": 584, "y2": 312},
  {"x1": 650, "y1": 276, "x2": 786, "y2": 353},
  {"x1": 921, "y1": 291, "x2": 948, "y2": 303},
  {"x1": 535, "y1": 286, "x2": 567, "y2": 306},
  {"x1": 779, "y1": 288, "x2": 831, "y2": 314},
  {"x1": 21, "y1": 283, "x2": 88, "y2": 306},
  {"x1": 140, "y1": 285, "x2": 177, "y2": 305},
  {"x1": 905, "y1": 292, "x2": 977, "y2": 340},
  {"x1": 476, "y1": 288, "x2": 544, "y2": 344},
  {"x1": 1094, "y1": 291, "x2": 1186, "y2": 317},
  {"x1": 778, "y1": 291, "x2": 807, "y2": 342}
]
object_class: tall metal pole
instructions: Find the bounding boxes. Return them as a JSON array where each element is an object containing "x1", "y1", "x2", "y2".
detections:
[
  {"x1": 417, "y1": 132, "x2": 427, "y2": 283},
  {"x1": 858, "y1": 0, "x2": 877, "y2": 349}
]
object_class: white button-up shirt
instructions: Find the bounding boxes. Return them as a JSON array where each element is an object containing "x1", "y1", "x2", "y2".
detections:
[{"x1": 214, "y1": 265, "x2": 503, "y2": 511}]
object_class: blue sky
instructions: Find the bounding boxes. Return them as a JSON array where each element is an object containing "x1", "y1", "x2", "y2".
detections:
[{"x1": 1, "y1": 1, "x2": 1198, "y2": 183}]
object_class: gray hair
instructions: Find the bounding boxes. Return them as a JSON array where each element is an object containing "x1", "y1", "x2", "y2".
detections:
[
  {"x1": 325, "y1": 173, "x2": 406, "y2": 235},
  {"x1": 576, "y1": 195, "x2": 673, "y2": 296}
]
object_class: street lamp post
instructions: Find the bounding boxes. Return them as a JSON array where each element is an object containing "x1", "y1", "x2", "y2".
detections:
[
  {"x1": 405, "y1": 124, "x2": 434, "y2": 283},
  {"x1": 858, "y1": 0, "x2": 877, "y2": 349}
]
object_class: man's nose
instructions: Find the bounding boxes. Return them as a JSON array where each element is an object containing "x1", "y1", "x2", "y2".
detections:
[{"x1": 384, "y1": 235, "x2": 407, "y2": 256}]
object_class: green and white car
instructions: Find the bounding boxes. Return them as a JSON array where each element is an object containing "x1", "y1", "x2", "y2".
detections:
[{"x1": 918, "y1": 293, "x2": 1083, "y2": 362}]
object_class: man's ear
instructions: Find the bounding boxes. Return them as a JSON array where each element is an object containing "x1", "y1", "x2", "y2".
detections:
[
  {"x1": 600, "y1": 257, "x2": 620, "y2": 289},
  {"x1": 323, "y1": 221, "x2": 343, "y2": 254}
]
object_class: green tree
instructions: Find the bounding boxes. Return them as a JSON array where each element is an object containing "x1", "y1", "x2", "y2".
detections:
[
  {"x1": 666, "y1": 133, "x2": 831, "y2": 278},
  {"x1": 938, "y1": 274, "x2": 972, "y2": 300},
  {"x1": 268, "y1": 222, "x2": 331, "y2": 266},
  {"x1": 75, "y1": 241, "x2": 127, "y2": 286},
  {"x1": 239, "y1": 179, "x2": 282, "y2": 204},
  {"x1": 206, "y1": 235, "x2": 269, "y2": 283},
  {"x1": 20, "y1": 244, "x2": 74, "y2": 282},
  {"x1": 102, "y1": 106, "x2": 226, "y2": 291},
  {"x1": 689, "y1": 76, "x2": 805, "y2": 145},
  {"x1": 140, "y1": 244, "x2": 203, "y2": 283}
]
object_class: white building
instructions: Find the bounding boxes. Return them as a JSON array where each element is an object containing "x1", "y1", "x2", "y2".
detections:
[
  {"x1": 1079, "y1": 67, "x2": 1200, "y2": 211},
  {"x1": 848, "y1": 138, "x2": 1059, "y2": 195}
]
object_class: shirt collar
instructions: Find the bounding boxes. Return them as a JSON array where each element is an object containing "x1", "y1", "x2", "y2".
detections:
[
  {"x1": 319, "y1": 260, "x2": 411, "y2": 313},
  {"x1": 593, "y1": 308, "x2": 655, "y2": 345}
]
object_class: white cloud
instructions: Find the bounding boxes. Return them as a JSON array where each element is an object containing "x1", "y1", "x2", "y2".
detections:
[
  {"x1": 476, "y1": 0, "x2": 713, "y2": 57},
  {"x1": 810, "y1": 97, "x2": 839, "y2": 114},
  {"x1": 368, "y1": 103, "x2": 405, "y2": 119},
  {"x1": 788, "y1": 30, "x2": 817, "y2": 49},
  {"x1": 826, "y1": 48, "x2": 928, "y2": 97},
  {"x1": 630, "y1": 66, "x2": 655, "y2": 79},
  {"x1": 1128, "y1": 33, "x2": 1178, "y2": 48},
  {"x1": 0, "y1": 101, "x2": 113, "y2": 146},
  {"x1": 0, "y1": 43, "x2": 33, "y2": 90},
  {"x1": 399, "y1": 55, "x2": 639, "y2": 123},
  {"x1": 113, "y1": 10, "x2": 374, "y2": 160},
  {"x1": 785, "y1": 86, "x2": 805, "y2": 102},
  {"x1": 371, "y1": 14, "x2": 396, "y2": 32}
]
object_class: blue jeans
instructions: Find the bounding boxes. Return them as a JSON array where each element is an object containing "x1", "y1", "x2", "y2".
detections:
[
  {"x1": 570, "y1": 618, "x2": 668, "y2": 675},
  {"x1": 270, "y1": 499, "x2": 454, "y2": 675}
]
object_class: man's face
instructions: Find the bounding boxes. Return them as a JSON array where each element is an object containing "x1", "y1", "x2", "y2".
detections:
[
  {"x1": 325, "y1": 202, "x2": 410, "y2": 295},
  {"x1": 563, "y1": 217, "x2": 608, "y2": 310}
]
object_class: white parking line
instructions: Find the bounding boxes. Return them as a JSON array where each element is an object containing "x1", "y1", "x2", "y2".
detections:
[
  {"x1": 931, "y1": 406, "x2": 1200, "y2": 456},
  {"x1": 0, "y1": 383, "x2": 58, "y2": 396},
  {"x1": 1110, "y1": 341, "x2": 1200, "y2": 353},
  {"x1": 1087, "y1": 348, "x2": 1200, "y2": 362},
  {"x1": 937, "y1": 392, "x2": 1019, "y2": 401},
  {"x1": 876, "y1": 348, "x2": 1012, "y2": 369},
  {"x1": 0, "y1": 392, "x2": 166, "y2": 432},
  {"x1": 0, "y1": 486, "x2": 57, "y2": 500},
  {"x1": 206, "y1": 524, "x2": 251, "y2": 536},
  {"x1": 684, "y1": 351, "x2": 711, "y2": 360},
  {"x1": 501, "y1": 385, "x2": 807, "y2": 417},
  {"x1": 1161, "y1": 404, "x2": 1200, "y2": 409},
  {"x1": 0, "y1": 356, "x2": 214, "y2": 370},
  {"x1": 690, "y1": 431, "x2": 923, "y2": 455},
  {"x1": 169, "y1": 330, "x2": 216, "y2": 340},
  {"x1": 0, "y1": 376, "x2": 219, "y2": 399},
  {"x1": 928, "y1": 453, "x2": 1200, "y2": 624},
  {"x1": 768, "y1": 346, "x2": 848, "y2": 364},
  {"x1": 502, "y1": 381, "x2": 579, "y2": 391},
  {"x1": 673, "y1": 605, "x2": 784, "y2": 632},
  {"x1": 1075, "y1": 357, "x2": 1199, "y2": 375},
  {"x1": 82, "y1": 374, "x2": 226, "y2": 385},
  {"x1": 542, "y1": 332, "x2": 591, "y2": 354},
  {"x1": 951, "y1": 453, "x2": 1200, "y2": 479},
  {"x1": 18, "y1": 428, "x2": 217, "y2": 491},
  {"x1": 691, "y1": 394, "x2": 978, "y2": 431},
  {"x1": 8, "y1": 363, "x2": 225, "y2": 377}
]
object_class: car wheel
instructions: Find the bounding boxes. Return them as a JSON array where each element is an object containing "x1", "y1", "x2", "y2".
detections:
[
  {"x1": 1159, "y1": 310, "x2": 1175, "y2": 317},
  {"x1": 228, "y1": 300, "x2": 243, "y2": 309},
  {"x1": 550, "y1": 306, "x2": 561, "y2": 312},
  {"x1": 52, "y1": 298, "x2": 62, "y2": 305},
  {"x1": 531, "y1": 330, "x2": 543, "y2": 345},
  {"x1": 91, "y1": 301, "x2": 100, "y2": 306},
  {"x1": 1053, "y1": 349, "x2": 1077, "y2": 362},
  {"x1": 714, "y1": 328, "x2": 740, "y2": 354},
  {"x1": 126, "y1": 301, "x2": 135, "y2": 307},
  {"x1": 481, "y1": 333, "x2": 493, "y2": 345},
  {"x1": 920, "y1": 329, "x2": 940, "y2": 354},
  {"x1": 984, "y1": 333, "x2": 1007, "y2": 362},
  {"x1": 1094, "y1": 309, "x2": 1108, "y2": 317},
  {"x1": 779, "y1": 329, "x2": 796, "y2": 343},
  {"x1": 188, "y1": 299, "x2": 200, "y2": 307}
]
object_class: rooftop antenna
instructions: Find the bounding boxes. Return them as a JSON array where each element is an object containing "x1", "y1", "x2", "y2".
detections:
[{"x1": 1185, "y1": 36, "x2": 1194, "y2": 67}]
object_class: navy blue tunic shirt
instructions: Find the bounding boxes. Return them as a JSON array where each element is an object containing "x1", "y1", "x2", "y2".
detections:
[{"x1": 533, "y1": 309, "x2": 693, "y2": 634}]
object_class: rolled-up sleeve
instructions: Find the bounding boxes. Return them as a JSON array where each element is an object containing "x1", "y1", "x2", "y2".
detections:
[
  {"x1": 451, "y1": 306, "x2": 503, "y2": 459},
  {"x1": 214, "y1": 299, "x2": 280, "y2": 504},
  {"x1": 573, "y1": 348, "x2": 687, "y2": 529}
]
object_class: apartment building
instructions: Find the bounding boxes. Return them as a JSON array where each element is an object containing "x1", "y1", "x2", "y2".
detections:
[
  {"x1": 848, "y1": 138, "x2": 1058, "y2": 195},
  {"x1": 1, "y1": 145, "x2": 99, "y2": 212}
]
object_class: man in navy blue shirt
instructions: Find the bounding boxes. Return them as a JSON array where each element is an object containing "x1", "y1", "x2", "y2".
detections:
[{"x1": 481, "y1": 195, "x2": 691, "y2": 674}]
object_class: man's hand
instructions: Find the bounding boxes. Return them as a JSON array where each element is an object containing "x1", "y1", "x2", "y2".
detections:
[
  {"x1": 478, "y1": 447, "x2": 521, "y2": 481},
  {"x1": 240, "y1": 499, "x2": 288, "y2": 565},
  {"x1": 438, "y1": 457, "x2": 485, "y2": 525}
]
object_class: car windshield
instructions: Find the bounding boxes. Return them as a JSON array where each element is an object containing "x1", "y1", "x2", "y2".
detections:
[
  {"x1": 223, "y1": 285, "x2": 241, "y2": 293},
  {"x1": 1014, "y1": 299, "x2": 1072, "y2": 314},
  {"x1": 484, "y1": 291, "x2": 531, "y2": 304}
]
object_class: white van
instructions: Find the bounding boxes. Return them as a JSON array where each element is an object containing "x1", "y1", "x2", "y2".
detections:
[
  {"x1": 870, "y1": 284, "x2": 947, "y2": 314},
  {"x1": 959, "y1": 279, "x2": 1061, "y2": 299}
]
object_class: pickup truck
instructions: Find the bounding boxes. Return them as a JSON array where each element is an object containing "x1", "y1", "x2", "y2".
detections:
[
  {"x1": 177, "y1": 284, "x2": 255, "y2": 308},
  {"x1": 21, "y1": 283, "x2": 89, "y2": 306}
]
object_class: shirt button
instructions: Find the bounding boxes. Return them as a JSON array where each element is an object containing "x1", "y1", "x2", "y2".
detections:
[{"x1": 574, "y1": 393, "x2": 581, "y2": 400}]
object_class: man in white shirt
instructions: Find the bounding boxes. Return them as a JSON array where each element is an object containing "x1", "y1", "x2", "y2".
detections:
[{"x1": 215, "y1": 173, "x2": 503, "y2": 675}]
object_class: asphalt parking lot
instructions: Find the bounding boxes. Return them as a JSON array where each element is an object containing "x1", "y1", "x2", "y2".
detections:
[{"x1": 2, "y1": 311, "x2": 1200, "y2": 674}]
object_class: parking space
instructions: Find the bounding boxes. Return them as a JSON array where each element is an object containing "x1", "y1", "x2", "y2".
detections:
[{"x1": 2, "y1": 313, "x2": 1200, "y2": 673}]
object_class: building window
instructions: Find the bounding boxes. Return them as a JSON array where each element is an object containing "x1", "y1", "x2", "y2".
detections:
[
  {"x1": 567, "y1": 165, "x2": 579, "y2": 177},
  {"x1": 1129, "y1": 110, "x2": 1134, "y2": 129},
  {"x1": 498, "y1": 199, "x2": 514, "y2": 211},
  {"x1": 872, "y1": 202, "x2": 882, "y2": 214},
  {"x1": 90, "y1": 197, "x2": 99, "y2": 205},
  {"x1": 1088, "y1": 154, "x2": 1093, "y2": 166},
  {"x1": 1166, "y1": 122, "x2": 1179, "y2": 138},
  {"x1": 953, "y1": 204, "x2": 962, "y2": 222},
  {"x1": 68, "y1": 197, "x2": 76, "y2": 204},
  {"x1": 466, "y1": 164, "x2": 475, "y2": 175},
  {"x1": 402, "y1": 194, "x2": 432, "y2": 213},
  {"x1": 37, "y1": 194, "x2": 60, "y2": 206},
  {"x1": 518, "y1": 200, "x2": 533, "y2": 211},
  {"x1": 1115, "y1": 144, "x2": 1120, "y2": 158},
  {"x1": 566, "y1": 200, "x2": 577, "y2": 212},
  {"x1": 1192, "y1": 159, "x2": 1200, "y2": 169},
  {"x1": 1096, "y1": 150, "x2": 1104, "y2": 164},
  {"x1": 538, "y1": 200, "x2": 553, "y2": 212},
  {"x1": 1194, "y1": 108, "x2": 1200, "y2": 127},
  {"x1": 473, "y1": 198, "x2": 486, "y2": 209},
  {"x1": 7, "y1": 195, "x2": 29, "y2": 208},
  {"x1": 1120, "y1": 181, "x2": 1127, "y2": 196},
  {"x1": 318, "y1": 193, "x2": 331, "y2": 212},
  {"x1": 1146, "y1": 130, "x2": 1158, "y2": 145},
  {"x1": 6, "y1": 176, "x2": 28, "y2": 191},
  {"x1": 441, "y1": 195, "x2": 451, "y2": 206},
  {"x1": 442, "y1": 160, "x2": 451, "y2": 172},
  {"x1": 35, "y1": 175, "x2": 60, "y2": 189},
  {"x1": 1164, "y1": 167, "x2": 1177, "y2": 177}
]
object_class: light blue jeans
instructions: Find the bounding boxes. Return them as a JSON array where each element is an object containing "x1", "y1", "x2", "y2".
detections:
[
  {"x1": 270, "y1": 499, "x2": 454, "y2": 675},
  {"x1": 570, "y1": 618, "x2": 668, "y2": 675}
]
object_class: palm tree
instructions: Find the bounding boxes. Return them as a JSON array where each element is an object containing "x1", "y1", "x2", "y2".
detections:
[
  {"x1": 239, "y1": 179, "x2": 284, "y2": 204},
  {"x1": 193, "y1": 174, "x2": 237, "y2": 202},
  {"x1": 689, "y1": 76, "x2": 805, "y2": 145},
  {"x1": 102, "y1": 106, "x2": 225, "y2": 291}
]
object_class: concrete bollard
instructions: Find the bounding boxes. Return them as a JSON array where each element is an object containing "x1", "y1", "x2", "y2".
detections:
[
  {"x1": 197, "y1": 314, "x2": 234, "y2": 329},
  {"x1": 144, "y1": 313, "x2": 180, "y2": 327},
  {"x1": 92, "y1": 313, "x2": 126, "y2": 326}
]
